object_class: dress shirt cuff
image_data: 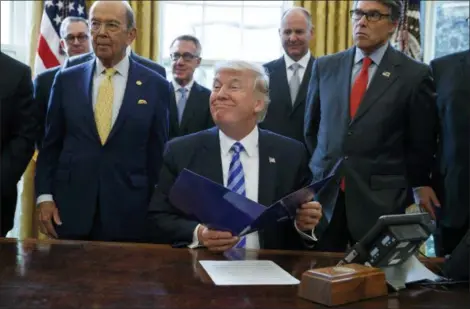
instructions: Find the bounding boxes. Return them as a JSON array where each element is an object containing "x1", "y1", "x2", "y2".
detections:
[
  {"x1": 294, "y1": 221, "x2": 318, "y2": 248},
  {"x1": 37, "y1": 194, "x2": 54, "y2": 205},
  {"x1": 188, "y1": 224, "x2": 202, "y2": 249}
]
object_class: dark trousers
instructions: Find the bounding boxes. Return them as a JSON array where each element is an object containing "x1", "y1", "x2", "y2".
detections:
[
  {"x1": 59, "y1": 199, "x2": 107, "y2": 241},
  {"x1": 1, "y1": 189, "x2": 17, "y2": 237},
  {"x1": 434, "y1": 219, "x2": 469, "y2": 257},
  {"x1": 315, "y1": 190, "x2": 356, "y2": 252}
]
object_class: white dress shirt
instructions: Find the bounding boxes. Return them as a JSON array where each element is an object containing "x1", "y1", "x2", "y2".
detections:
[
  {"x1": 284, "y1": 50, "x2": 312, "y2": 84},
  {"x1": 190, "y1": 126, "x2": 317, "y2": 249},
  {"x1": 36, "y1": 55, "x2": 130, "y2": 205}
]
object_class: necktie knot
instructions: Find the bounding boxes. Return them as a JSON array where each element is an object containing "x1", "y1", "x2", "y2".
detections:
[
  {"x1": 104, "y1": 68, "x2": 116, "y2": 78},
  {"x1": 177, "y1": 87, "x2": 188, "y2": 97},
  {"x1": 230, "y1": 142, "x2": 244, "y2": 155},
  {"x1": 362, "y1": 57, "x2": 372, "y2": 69},
  {"x1": 290, "y1": 62, "x2": 301, "y2": 72}
]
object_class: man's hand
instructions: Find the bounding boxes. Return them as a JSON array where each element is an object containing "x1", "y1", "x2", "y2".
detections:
[
  {"x1": 37, "y1": 201, "x2": 62, "y2": 238},
  {"x1": 413, "y1": 186, "x2": 440, "y2": 220},
  {"x1": 295, "y1": 201, "x2": 322, "y2": 231},
  {"x1": 197, "y1": 225, "x2": 239, "y2": 252}
]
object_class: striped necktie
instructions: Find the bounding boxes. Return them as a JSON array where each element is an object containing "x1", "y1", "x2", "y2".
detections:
[{"x1": 227, "y1": 142, "x2": 247, "y2": 248}]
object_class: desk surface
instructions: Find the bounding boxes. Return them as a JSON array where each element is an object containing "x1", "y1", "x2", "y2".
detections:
[{"x1": 0, "y1": 238, "x2": 468, "y2": 309}]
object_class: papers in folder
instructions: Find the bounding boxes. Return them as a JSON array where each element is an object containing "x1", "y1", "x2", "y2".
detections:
[
  {"x1": 199, "y1": 260, "x2": 300, "y2": 286},
  {"x1": 168, "y1": 166, "x2": 336, "y2": 236}
]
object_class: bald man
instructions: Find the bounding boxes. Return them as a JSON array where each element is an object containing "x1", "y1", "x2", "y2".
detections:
[{"x1": 260, "y1": 7, "x2": 315, "y2": 144}]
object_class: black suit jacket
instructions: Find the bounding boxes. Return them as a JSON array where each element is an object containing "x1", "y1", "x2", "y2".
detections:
[
  {"x1": 33, "y1": 65, "x2": 61, "y2": 147},
  {"x1": 169, "y1": 82, "x2": 213, "y2": 139},
  {"x1": 65, "y1": 51, "x2": 167, "y2": 78},
  {"x1": 304, "y1": 46, "x2": 437, "y2": 240},
  {"x1": 0, "y1": 52, "x2": 36, "y2": 234},
  {"x1": 147, "y1": 127, "x2": 312, "y2": 249},
  {"x1": 261, "y1": 55, "x2": 315, "y2": 143},
  {"x1": 430, "y1": 50, "x2": 470, "y2": 228}
]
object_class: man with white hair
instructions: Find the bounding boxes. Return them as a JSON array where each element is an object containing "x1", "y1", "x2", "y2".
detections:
[{"x1": 147, "y1": 60, "x2": 322, "y2": 251}]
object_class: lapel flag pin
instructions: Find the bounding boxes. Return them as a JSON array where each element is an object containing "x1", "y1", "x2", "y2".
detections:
[
  {"x1": 382, "y1": 71, "x2": 391, "y2": 78},
  {"x1": 136, "y1": 80, "x2": 142, "y2": 85},
  {"x1": 138, "y1": 99, "x2": 147, "y2": 105},
  {"x1": 269, "y1": 157, "x2": 276, "y2": 163}
]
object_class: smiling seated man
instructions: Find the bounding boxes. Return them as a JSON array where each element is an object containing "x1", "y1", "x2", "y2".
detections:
[{"x1": 147, "y1": 60, "x2": 323, "y2": 251}]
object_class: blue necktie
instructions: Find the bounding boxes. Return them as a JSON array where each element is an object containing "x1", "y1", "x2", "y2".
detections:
[
  {"x1": 227, "y1": 142, "x2": 246, "y2": 248},
  {"x1": 177, "y1": 87, "x2": 188, "y2": 125}
]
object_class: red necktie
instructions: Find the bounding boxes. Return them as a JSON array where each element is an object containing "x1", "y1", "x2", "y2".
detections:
[{"x1": 341, "y1": 57, "x2": 372, "y2": 191}]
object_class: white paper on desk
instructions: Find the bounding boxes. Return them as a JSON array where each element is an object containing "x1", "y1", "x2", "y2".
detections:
[{"x1": 198, "y1": 260, "x2": 300, "y2": 286}]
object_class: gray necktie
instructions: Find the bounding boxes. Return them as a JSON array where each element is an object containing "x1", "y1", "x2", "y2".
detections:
[
  {"x1": 177, "y1": 87, "x2": 188, "y2": 124},
  {"x1": 289, "y1": 63, "x2": 301, "y2": 105}
]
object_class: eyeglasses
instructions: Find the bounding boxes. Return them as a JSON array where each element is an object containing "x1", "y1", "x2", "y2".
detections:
[
  {"x1": 64, "y1": 34, "x2": 89, "y2": 43},
  {"x1": 350, "y1": 9, "x2": 391, "y2": 22},
  {"x1": 170, "y1": 52, "x2": 199, "y2": 62},
  {"x1": 90, "y1": 20, "x2": 123, "y2": 33}
]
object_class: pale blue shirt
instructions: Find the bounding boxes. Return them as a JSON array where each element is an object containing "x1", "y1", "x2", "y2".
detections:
[{"x1": 351, "y1": 43, "x2": 389, "y2": 88}]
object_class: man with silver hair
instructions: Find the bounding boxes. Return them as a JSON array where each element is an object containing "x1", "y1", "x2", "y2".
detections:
[{"x1": 148, "y1": 60, "x2": 323, "y2": 251}]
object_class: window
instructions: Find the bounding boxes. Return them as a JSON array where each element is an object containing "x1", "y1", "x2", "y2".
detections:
[
  {"x1": 423, "y1": 0, "x2": 469, "y2": 63},
  {"x1": 159, "y1": 0, "x2": 293, "y2": 88},
  {"x1": 0, "y1": 0, "x2": 34, "y2": 64}
]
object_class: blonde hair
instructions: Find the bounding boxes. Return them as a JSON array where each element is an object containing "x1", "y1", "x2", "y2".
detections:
[{"x1": 214, "y1": 60, "x2": 270, "y2": 122}]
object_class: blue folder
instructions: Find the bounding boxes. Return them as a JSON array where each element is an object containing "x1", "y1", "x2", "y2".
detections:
[{"x1": 169, "y1": 163, "x2": 339, "y2": 236}]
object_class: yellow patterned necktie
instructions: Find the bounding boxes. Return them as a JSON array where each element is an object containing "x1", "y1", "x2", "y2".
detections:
[{"x1": 95, "y1": 68, "x2": 116, "y2": 145}]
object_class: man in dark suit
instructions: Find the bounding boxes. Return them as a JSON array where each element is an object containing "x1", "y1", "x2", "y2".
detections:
[
  {"x1": 430, "y1": 49, "x2": 469, "y2": 257},
  {"x1": 304, "y1": 0, "x2": 439, "y2": 252},
  {"x1": 34, "y1": 16, "x2": 91, "y2": 147},
  {"x1": 65, "y1": 48, "x2": 166, "y2": 78},
  {"x1": 168, "y1": 35, "x2": 213, "y2": 139},
  {"x1": 147, "y1": 60, "x2": 322, "y2": 251},
  {"x1": 0, "y1": 52, "x2": 36, "y2": 236},
  {"x1": 261, "y1": 7, "x2": 315, "y2": 143},
  {"x1": 35, "y1": 1, "x2": 170, "y2": 242}
]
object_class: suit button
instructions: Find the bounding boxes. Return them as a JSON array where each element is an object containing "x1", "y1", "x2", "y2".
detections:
[
  {"x1": 344, "y1": 156, "x2": 349, "y2": 160},
  {"x1": 347, "y1": 131, "x2": 353, "y2": 136}
]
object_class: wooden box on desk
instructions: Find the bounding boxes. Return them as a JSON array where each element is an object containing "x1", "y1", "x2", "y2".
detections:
[{"x1": 298, "y1": 263, "x2": 387, "y2": 307}]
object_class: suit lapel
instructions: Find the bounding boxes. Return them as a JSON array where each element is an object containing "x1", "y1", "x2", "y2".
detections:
[
  {"x1": 168, "y1": 84, "x2": 180, "y2": 136},
  {"x1": 272, "y1": 57, "x2": 292, "y2": 109},
  {"x1": 258, "y1": 129, "x2": 277, "y2": 207},
  {"x1": 107, "y1": 58, "x2": 143, "y2": 142},
  {"x1": 461, "y1": 51, "x2": 470, "y2": 88},
  {"x1": 83, "y1": 61, "x2": 101, "y2": 143},
  {"x1": 291, "y1": 56, "x2": 315, "y2": 113},
  {"x1": 180, "y1": 82, "x2": 202, "y2": 131},
  {"x1": 351, "y1": 46, "x2": 400, "y2": 125},
  {"x1": 339, "y1": 48, "x2": 356, "y2": 126},
  {"x1": 199, "y1": 128, "x2": 224, "y2": 185}
]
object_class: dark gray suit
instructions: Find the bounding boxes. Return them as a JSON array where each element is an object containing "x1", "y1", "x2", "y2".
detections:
[
  {"x1": 430, "y1": 50, "x2": 470, "y2": 256},
  {"x1": 168, "y1": 82, "x2": 213, "y2": 139},
  {"x1": 261, "y1": 56, "x2": 315, "y2": 143},
  {"x1": 304, "y1": 45, "x2": 437, "y2": 250},
  {"x1": 146, "y1": 127, "x2": 312, "y2": 249},
  {"x1": 33, "y1": 65, "x2": 61, "y2": 147}
]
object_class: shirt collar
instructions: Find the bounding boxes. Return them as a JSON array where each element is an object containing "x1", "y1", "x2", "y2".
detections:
[
  {"x1": 284, "y1": 50, "x2": 311, "y2": 70},
  {"x1": 95, "y1": 54, "x2": 130, "y2": 78},
  {"x1": 219, "y1": 126, "x2": 259, "y2": 158},
  {"x1": 172, "y1": 79, "x2": 195, "y2": 93},
  {"x1": 354, "y1": 42, "x2": 389, "y2": 66}
]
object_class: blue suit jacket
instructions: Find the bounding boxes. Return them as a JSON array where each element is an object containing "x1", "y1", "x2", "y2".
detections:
[{"x1": 35, "y1": 57, "x2": 170, "y2": 241}]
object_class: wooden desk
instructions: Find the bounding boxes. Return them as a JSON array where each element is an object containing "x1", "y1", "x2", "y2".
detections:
[{"x1": 0, "y1": 238, "x2": 468, "y2": 308}]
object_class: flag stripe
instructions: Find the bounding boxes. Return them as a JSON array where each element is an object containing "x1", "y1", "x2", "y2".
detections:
[{"x1": 37, "y1": 35, "x2": 61, "y2": 68}]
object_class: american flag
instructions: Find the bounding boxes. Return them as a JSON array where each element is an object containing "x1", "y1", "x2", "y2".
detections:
[{"x1": 34, "y1": 0, "x2": 87, "y2": 75}]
